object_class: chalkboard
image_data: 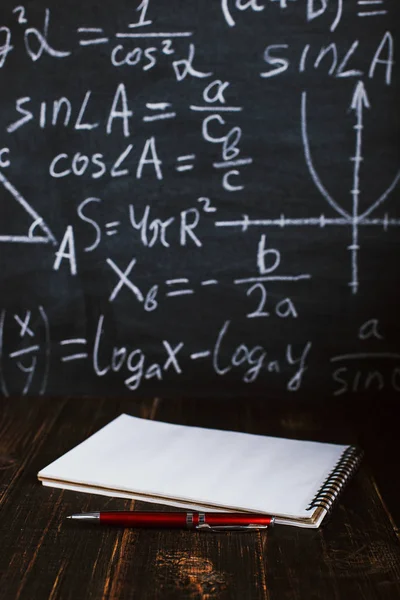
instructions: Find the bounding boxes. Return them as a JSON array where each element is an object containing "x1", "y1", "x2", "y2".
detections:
[{"x1": 0, "y1": 0, "x2": 399, "y2": 401}]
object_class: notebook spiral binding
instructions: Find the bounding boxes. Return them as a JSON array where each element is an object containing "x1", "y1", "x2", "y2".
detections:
[{"x1": 306, "y1": 445, "x2": 363, "y2": 513}]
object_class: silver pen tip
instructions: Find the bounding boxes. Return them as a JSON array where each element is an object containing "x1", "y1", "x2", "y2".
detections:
[{"x1": 65, "y1": 512, "x2": 100, "y2": 521}]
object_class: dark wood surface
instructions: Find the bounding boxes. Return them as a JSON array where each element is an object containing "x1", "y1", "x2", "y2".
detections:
[{"x1": 0, "y1": 397, "x2": 399, "y2": 600}]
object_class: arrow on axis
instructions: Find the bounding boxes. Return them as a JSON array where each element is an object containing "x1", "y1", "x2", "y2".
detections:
[{"x1": 348, "y1": 80, "x2": 370, "y2": 294}]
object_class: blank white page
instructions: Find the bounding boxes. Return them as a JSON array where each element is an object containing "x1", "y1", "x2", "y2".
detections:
[{"x1": 38, "y1": 414, "x2": 348, "y2": 520}]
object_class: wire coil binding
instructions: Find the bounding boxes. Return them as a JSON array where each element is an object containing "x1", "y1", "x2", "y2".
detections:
[{"x1": 306, "y1": 445, "x2": 363, "y2": 512}]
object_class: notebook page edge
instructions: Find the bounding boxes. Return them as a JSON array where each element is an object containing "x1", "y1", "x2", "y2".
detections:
[{"x1": 39, "y1": 475, "x2": 325, "y2": 526}]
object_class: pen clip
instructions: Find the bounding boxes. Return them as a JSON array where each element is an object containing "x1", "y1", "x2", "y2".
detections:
[{"x1": 196, "y1": 524, "x2": 269, "y2": 532}]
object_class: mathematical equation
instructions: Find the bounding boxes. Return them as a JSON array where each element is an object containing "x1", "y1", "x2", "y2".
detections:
[
  {"x1": 2, "y1": 308, "x2": 399, "y2": 398},
  {"x1": 0, "y1": 0, "x2": 392, "y2": 72}
]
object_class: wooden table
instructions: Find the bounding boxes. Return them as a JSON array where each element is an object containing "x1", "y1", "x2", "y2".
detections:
[{"x1": 1, "y1": 397, "x2": 399, "y2": 600}]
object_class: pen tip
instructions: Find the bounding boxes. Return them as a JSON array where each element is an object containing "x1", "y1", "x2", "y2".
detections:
[{"x1": 66, "y1": 515, "x2": 72, "y2": 519}]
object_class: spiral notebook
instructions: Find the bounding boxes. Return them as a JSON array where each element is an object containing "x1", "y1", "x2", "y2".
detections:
[{"x1": 38, "y1": 414, "x2": 362, "y2": 528}]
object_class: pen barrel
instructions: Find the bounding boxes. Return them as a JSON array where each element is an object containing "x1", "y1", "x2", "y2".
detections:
[
  {"x1": 99, "y1": 512, "x2": 273, "y2": 528},
  {"x1": 201, "y1": 513, "x2": 273, "y2": 527},
  {"x1": 100, "y1": 512, "x2": 188, "y2": 528}
]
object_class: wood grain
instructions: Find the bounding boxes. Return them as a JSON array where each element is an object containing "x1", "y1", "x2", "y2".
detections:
[{"x1": 0, "y1": 397, "x2": 399, "y2": 600}]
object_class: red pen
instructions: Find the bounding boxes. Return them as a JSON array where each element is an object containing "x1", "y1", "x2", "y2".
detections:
[{"x1": 66, "y1": 511, "x2": 274, "y2": 531}]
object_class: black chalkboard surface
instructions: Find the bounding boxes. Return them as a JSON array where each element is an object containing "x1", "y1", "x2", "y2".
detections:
[{"x1": 0, "y1": 0, "x2": 399, "y2": 401}]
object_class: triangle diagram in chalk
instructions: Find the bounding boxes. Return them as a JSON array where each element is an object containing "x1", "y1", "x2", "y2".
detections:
[{"x1": 0, "y1": 169, "x2": 56, "y2": 244}]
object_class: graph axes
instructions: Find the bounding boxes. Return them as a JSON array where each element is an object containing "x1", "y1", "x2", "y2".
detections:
[
  {"x1": 215, "y1": 215, "x2": 400, "y2": 230},
  {"x1": 217, "y1": 86, "x2": 399, "y2": 295}
]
